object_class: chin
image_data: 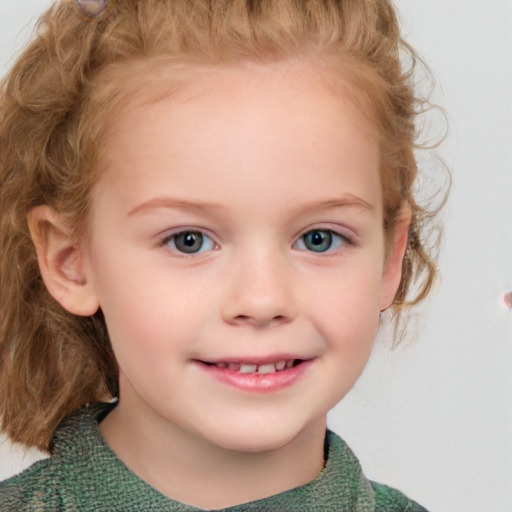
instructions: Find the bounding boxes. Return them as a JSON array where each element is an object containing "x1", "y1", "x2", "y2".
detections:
[
  {"x1": 198, "y1": 416, "x2": 312, "y2": 454},
  {"x1": 216, "y1": 432, "x2": 299, "y2": 454}
]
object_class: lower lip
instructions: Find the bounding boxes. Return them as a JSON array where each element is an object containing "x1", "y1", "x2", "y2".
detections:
[{"x1": 196, "y1": 360, "x2": 313, "y2": 393}]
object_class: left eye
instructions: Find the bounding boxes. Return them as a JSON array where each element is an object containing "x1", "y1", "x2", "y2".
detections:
[
  {"x1": 294, "y1": 229, "x2": 345, "y2": 253},
  {"x1": 164, "y1": 231, "x2": 215, "y2": 254}
]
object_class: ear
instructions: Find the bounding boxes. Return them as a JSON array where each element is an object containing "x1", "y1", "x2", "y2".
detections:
[
  {"x1": 27, "y1": 205, "x2": 99, "y2": 316},
  {"x1": 379, "y1": 210, "x2": 411, "y2": 311}
]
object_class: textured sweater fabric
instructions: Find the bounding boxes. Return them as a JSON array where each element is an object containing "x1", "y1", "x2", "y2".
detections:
[{"x1": 0, "y1": 403, "x2": 427, "y2": 511}]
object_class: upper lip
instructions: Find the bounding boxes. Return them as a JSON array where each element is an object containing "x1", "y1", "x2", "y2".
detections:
[{"x1": 195, "y1": 354, "x2": 313, "y2": 365}]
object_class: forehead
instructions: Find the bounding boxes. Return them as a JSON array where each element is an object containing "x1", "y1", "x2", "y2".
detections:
[{"x1": 95, "y1": 60, "x2": 382, "y2": 215}]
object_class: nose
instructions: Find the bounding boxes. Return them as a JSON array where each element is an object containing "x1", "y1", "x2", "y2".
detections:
[{"x1": 221, "y1": 249, "x2": 298, "y2": 328}]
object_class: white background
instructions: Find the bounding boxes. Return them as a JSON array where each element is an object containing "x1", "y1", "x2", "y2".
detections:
[{"x1": 1, "y1": 1, "x2": 511, "y2": 511}]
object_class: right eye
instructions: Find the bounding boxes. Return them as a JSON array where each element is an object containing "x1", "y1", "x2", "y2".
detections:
[{"x1": 163, "y1": 231, "x2": 216, "y2": 254}]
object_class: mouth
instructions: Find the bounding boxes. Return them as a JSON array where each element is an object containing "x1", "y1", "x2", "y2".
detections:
[
  {"x1": 195, "y1": 356, "x2": 312, "y2": 392},
  {"x1": 200, "y1": 359, "x2": 304, "y2": 375}
]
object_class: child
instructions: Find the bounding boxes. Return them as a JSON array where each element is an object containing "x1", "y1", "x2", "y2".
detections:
[{"x1": 0, "y1": 0, "x2": 442, "y2": 510}]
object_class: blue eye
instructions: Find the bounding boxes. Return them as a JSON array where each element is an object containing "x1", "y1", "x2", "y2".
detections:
[
  {"x1": 165, "y1": 231, "x2": 215, "y2": 254},
  {"x1": 295, "y1": 229, "x2": 345, "y2": 253}
]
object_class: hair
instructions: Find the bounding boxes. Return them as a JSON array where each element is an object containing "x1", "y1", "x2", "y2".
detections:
[{"x1": 0, "y1": 0, "x2": 446, "y2": 451}]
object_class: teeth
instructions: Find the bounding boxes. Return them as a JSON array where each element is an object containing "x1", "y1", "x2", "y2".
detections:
[
  {"x1": 212, "y1": 359, "x2": 301, "y2": 373},
  {"x1": 240, "y1": 364, "x2": 258, "y2": 374},
  {"x1": 258, "y1": 363, "x2": 276, "y2": 374}
]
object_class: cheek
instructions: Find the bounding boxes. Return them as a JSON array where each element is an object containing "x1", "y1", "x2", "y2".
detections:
[
  {"x1": 89, "y1": 255, "x2": 175, "y2": 354},
  {"x1": 102, "y1": 287, "x2": 172, "y2": 367},
  {"x1": 90, "y1": 247, "x2": 218, "y2": 370},
  {"x1": 306, "y1": 261, "x2": 382, "y2": 349}
]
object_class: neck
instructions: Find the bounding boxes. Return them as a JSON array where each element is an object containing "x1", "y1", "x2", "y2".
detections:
[{"x1": 100, "y1": 401, "x2": 326, "y2": 509}]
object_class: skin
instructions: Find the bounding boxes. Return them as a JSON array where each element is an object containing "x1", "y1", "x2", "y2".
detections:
[{"x1": 30, "y1": 60, "x2": 409, "y2": 508}]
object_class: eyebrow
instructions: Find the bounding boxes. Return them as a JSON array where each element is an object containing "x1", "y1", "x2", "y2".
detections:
[
  {"x1": 283, "y1": 196, "x2": 375, "y2": 221},
  {"x1": 127, "y1": 197, "x2": 228, "y2": 217},
  {"x1": 127, "y1": 194, "x2": 375, "y2": 218}
]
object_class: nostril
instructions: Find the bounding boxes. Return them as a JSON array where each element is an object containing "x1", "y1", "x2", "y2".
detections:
[{"x1": 231, "y1": 313, "x2": 288, "y2": 327}]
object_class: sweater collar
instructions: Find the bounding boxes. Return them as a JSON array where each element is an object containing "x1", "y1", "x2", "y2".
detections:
[{"x1": 53, "y1": 403, "x2": 375, "y2": 511}]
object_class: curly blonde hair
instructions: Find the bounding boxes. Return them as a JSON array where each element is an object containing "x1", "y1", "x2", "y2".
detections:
[{"x1": 0, "y1": 0, "x2": 444, "y2": 451}]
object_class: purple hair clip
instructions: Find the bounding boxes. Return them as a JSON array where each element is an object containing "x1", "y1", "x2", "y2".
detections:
[{"x1": 75, "y1": 0, "x2": 109, "y2": 18}]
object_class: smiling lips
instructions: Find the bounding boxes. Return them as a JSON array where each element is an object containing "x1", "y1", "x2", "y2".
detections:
[
  {"x1": 198, "y1": 358, "x2": 311, "y2": 392},
  {"x1": 204, "y1": 359, "x2": 300, "y2": 374}
]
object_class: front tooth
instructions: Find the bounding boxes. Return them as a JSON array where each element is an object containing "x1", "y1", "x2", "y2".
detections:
[
  {"x1": 258, "y1": 363, "x2": 276, "y2": 374},
  {"x1": 275, "y1": 360, "x2": 286, "y2": 371},
  {"x1": 240, "y1": 364, "x2": 258, "y2": 374}
]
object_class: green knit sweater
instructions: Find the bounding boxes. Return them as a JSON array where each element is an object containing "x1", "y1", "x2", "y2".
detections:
[{"x1": 0, "y1": 403, "x2": 427, "y2": 511}]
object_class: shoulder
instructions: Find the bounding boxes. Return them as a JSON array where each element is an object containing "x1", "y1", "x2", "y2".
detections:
[
  {"x1": 371, "y1": 481, "x2": 428, "y2": 512},
  {"x1": 0, "y1": 403, "x2": 116, "y2": 511},
  {"x1": 0, "y1": 458, "x2": 60, "y2": 511},
  {"x1": 325, "y1": 430, "x2": 429, "y2": 512}
]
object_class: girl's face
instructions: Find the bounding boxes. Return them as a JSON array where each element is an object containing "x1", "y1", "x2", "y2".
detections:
[{"x1": 84, "y1": 62, "x2": 404, "y2": 452}]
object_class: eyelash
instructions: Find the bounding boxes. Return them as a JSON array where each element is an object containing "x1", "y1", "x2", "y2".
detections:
[
  {"x1": 161, "y1": 228, "x2": 353, "y2": 256},
  {"x1": 293, "y1": 229, "x2": 351, "y2": 253},
  {"x1": 162, "y1": 230, "x2": 217, "y2": 255}
]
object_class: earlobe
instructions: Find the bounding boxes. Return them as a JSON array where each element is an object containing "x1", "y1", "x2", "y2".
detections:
[
  {"x1": 379, "y1": 211, "x2": 411, "y2": 312},
  {"x1": 27, "y1": 205, "x2": 99, "y2": 316}
]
